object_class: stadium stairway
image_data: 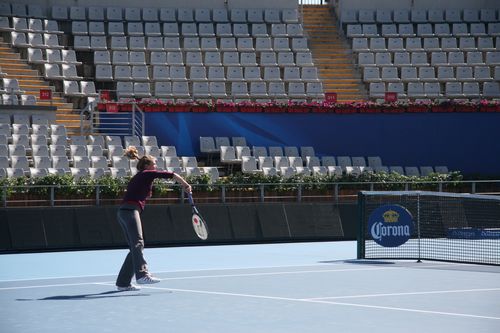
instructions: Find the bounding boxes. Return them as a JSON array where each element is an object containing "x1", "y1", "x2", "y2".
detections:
[
  {"x1": 0, "y1": 36, "x2": 80, "y2": 134},
  {"x1": 301, "y1": 5, "x2": 367, "y2": 102}
]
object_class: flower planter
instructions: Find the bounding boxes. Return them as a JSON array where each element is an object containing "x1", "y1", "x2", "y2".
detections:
[
  {"x1": 382, "y1": 107, "x2": 405, "y2": 113},
  {"x1": 431, "y1": 105, "x2": 455, "y2": 113},
  {"x1": 191, "y1": 105, "x2": 211, "y2": 112},
  {"x1": 266, "y1": 106, "x2": 287, "y2": 113},
  {"x1": 335, "y1": 107, "x2": 357, "y2": 114},
  {"x1": 287, "y1": 106, "x2": 310, "y2": 113},
  {"x1": 169, "y1": 105, "x2": 191, "y2": 112},
  {"x1": 479, "y1": 105, "x2": 500, "y2": 112},
  {"x1": 216, "y1": 105, "x2": 236, "y2": 112},
  {"x1": 362, "y1": 107, "x2": 382, "y2": 113},
  {"x1": 455, "y1": 105, "x2": 477, "y2": 112},
  {"x1": 239, "y1": 105, "x2": 262, "y2": 113},
  {"x1": 406, "y1": 105, "x2": 429, "y2": 113},
  {"x1": 118, "y1": 103, "x2": 133, "y2": 112},
  {"x1": 97, "y1": 103, "x2": 107, "y2": 111}
]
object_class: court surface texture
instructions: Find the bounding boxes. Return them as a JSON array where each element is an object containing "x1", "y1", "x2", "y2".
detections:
[{"x1": 0, "y1": 241, "x2": 499, "y2": 333}]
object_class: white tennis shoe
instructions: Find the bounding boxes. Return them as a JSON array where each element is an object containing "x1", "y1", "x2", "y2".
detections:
[
  {"x1": 117, "y1": 284, "x2": 141, "y2": 291},
  {"x1": 136, "y1": 274, "x2": 161, "y2": 284}
]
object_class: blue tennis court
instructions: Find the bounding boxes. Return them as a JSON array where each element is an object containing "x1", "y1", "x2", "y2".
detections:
[{"x1": 1, "y1": 241, "x2": 499, "y2": 333}]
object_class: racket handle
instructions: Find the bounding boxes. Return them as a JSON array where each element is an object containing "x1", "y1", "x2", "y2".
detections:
[{"x1": 187, "y1": 192, "x2": 194, "y2": 205}]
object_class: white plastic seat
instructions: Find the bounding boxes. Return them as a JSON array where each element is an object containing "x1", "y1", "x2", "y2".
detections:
[
  {"x1": 134, "y1": 82, "x2": 151, "y2": 98},
  {"x1": 249, "y1": 82, "x2": 268, "y2": 98},
  {"x1": 201, "y1": 37, "x2": 218, "y2": 51},
  {"x1": 185, "y1": 51, "x2": 203, "y2": 66},
  {"x1": 95, "y1": 65, "x2": 113, "y2": 81},
  {"x1": 158, "y1": 8, "x2": 176, "y2": 22},
  {"x1": 278, "y1": 52, "x2": 295, "y2": 66},
  {"x1": 424, "y1": 82, "x2": 442, "y2": 98},
  {"x1": 220, "y1": 37, "x2": 237, "y2": 51},
  {"x1": 227, "y1": 67, "x2": 244, "y2": 82},
  {"x1": 209, "y1": 82, "x2": 227, "y2": 99},
  {"x1": 240, "y1": 52, "x2": 257, "y2": 66},
  {"x1": 437, "y1": 67, "x2": 456, "y2": 82},
  {"x1": 108, "y1": 22, "x2": 125, "y2": 36},
  {"x1": 169, "y1": 66, "x2": 187, "y2": 81},
  {"x1": 453, "y1": 23, "x2": 470, "y2": 37},
  {"x1": 233, "y1": 23, "x2": 250, "y2": 37},
  {"x1": 223, "y1": 52, "x2": 239, "y2": 66},
  {"x1": 216, "y1": 23, "x2": 232, "y2": 37},
  {"x1": 171, "y1": 81, "x2": 190, "y2": 98},
  {"x1": 288, "y1": 82, "x2": 306, "y2": 99},
  {"x1": 150, "y1": 52, "x2": 167, "y2": 66},
  {"x1": 264, "y1": 67, "x2": 281, "y2": 82},
  {"x1": 110, "y1": 36, "x2": 127, "y2": 50},
  {"x1": 189, "y1": 66, "x2": 207, "y2": 81},
  {"x1": 198, "y1": 23, "x2": 214, "y2": 37},
  {"x1": 145, "y1": 23, "x2": 162, "y2": 37},
  {"x1": 482, "y1": 82, "x2": 500, "y2": 98},
  {"x1": 231, "y1": 82, "x2": 249, "y2": 98},
  {"x1": 163, "y1": 23, "x2": 179, "y2": 37},
  {"x1": 154, "y1": 82, "x2": 172, "y2": 97},
  {"x1": 369, "y1": 82, "x2": 386, "y2": 99},
  {"x1": 208, "y1": 67, "x2": 225, "y2": 82},
  {"x1": 167, "y1": 51, "x2": 184, "y2": 66},
  {"x1": 380, "y1": 67, "x2": 399, "y2": 82},
  {"x1": 255, "y1": 37, "x2": 273, "y2": 52},
  {"x1": 462, "y1": 82, "x2": 480, "y2": 98},
  {"x1": 129, "y1": 37, "x2": 146, "y2": 51}
]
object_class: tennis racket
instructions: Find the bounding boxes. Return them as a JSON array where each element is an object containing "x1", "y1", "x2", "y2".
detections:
[{"x1": 187, "y1": 193, "x2": 209, "y2": 240}]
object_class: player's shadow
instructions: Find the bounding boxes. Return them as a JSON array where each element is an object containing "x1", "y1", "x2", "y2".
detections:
[
  {"x1": 17, "y1": 290, "x2": 158, "y2": 301},
  {"x1": 319, "y1": 259, "x2": 395, "y2": 265}
]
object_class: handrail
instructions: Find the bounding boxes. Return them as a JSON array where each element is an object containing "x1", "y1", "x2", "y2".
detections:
[
  {"x1": 1, "y1": 180, "x2": 499, "y2": 207},
  {"x1": 79, "y1": 99, "x2": 145, "y2": 137}
]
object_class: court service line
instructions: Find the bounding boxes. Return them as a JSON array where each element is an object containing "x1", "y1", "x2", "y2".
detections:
[
  {"x1": 303, "y1": 288, "x2": 500, "y2": 301},
  {"x1": 102, "y1": 284, "x2": 500, "y2": 321},
  {"x1": 0, "y1": 263, "x2": 469, "y2": 290},
  {"x1": 0, "y1": 282, "x2": 105, "y2": 291}
]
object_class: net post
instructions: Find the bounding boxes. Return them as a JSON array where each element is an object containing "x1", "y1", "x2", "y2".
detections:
[
  {"x1": 416, "y1": 192, "x2": 422, "y2": 263},
  {"x1": 357, "y1": 191, "x2": 366, "y2": 259}
]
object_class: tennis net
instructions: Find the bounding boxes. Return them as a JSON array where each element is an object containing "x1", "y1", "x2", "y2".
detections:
[{"x1": 357, "y1": 191, "x2": 500, "y2": 265}]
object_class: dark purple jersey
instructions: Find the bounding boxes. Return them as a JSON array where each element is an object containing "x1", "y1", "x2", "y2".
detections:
[{"x1": 122, "y1": 170, "x2": 174, "y2": 211}]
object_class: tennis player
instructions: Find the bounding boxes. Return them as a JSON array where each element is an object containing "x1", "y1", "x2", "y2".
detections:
[{"x1": 116, "y1": 146, "x2": 192, "y2": 291}]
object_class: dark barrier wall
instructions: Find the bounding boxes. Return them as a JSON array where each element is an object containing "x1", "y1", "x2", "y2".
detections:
[
  {"x1": 0, "y1": 203, "x2": 357, "y2": 253},
  {"x1": 143, "y1": 112, "x2": 500, "y2": 176}
]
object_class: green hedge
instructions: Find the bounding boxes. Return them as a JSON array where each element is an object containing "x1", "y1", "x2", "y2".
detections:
[{"x1": 0, "y1": 171, "x2": 464, "y2": 199}]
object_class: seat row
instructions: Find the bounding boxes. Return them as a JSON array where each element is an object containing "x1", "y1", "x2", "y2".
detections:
[
  {"x1": 340, "y1": 8, "x2": 499, "y2": 25},
  {"x1": 363, "y1": 66, "x2": 500, "y2": 83},
  {"x1": 49, "y1": 7, "x2": 299, "y2": 24},
  {"x1": 114, "y1": 81, "x2": 324, "y2": 101},
  {"x1": 357, "y1": 51, "x2": 500, "y2": 67},
  {"x1": 99, "y1": 65, "x2": 319, "y2": 82},
  {"x1": 94, "y1": 50, "x2": 315, "y2": 67},
  {"x1": 73, "y1": 35, "x2": 310, "y2": 52},
  {"x1": 0, "y1": 113, "x2": 55, "y2": 126},
  {"x1": 0, "y1": 16, "x2": 62, "y2": 33},
  {"x1": 1, "y1": 93, "x2": 36, "y2": 106},
  {"x1": 353, "y1": 36, "x2": 500, "y2": 53},
  {"x1": 347, "y1": 22, "x2": 500, "y2": 38},
  {"x1": 69, "y1": 21, "x2": 304, "y2": 38},
  {"x1": 369, "y1": 81, "x2": 500, "y2": 99}
]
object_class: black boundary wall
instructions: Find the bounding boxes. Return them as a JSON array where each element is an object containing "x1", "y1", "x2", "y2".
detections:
[{"x1": 0, "y1": 202, "x2": 358, "y2": 253}]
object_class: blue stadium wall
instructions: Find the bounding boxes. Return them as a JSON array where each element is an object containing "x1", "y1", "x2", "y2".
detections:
[{"x1": 144, "y1": 112, "x2": 500, "y2": 176}]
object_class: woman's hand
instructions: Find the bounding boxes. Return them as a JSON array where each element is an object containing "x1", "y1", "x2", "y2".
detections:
[{"x1": 173, "y1": 173, "x2": 192, "y2": 194}]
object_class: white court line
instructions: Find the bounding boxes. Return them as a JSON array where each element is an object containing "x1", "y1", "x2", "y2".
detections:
[
  {"x1": 0, "y1": 282, "x2": 105, "y2": 291},
  {"x1": 304, "y1": 288, "x2": 500, "y2": 301},
  {"x1": 0, "y1": 263, "x2": 478, "y2": 291},
  {"x1": 96, "y1": 283, "x2": 500, "y2": 321}
]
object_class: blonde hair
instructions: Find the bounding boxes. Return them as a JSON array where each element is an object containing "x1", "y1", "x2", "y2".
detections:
[{"x1": 124, "y1": 146, "x2": 155, "y2": 171}]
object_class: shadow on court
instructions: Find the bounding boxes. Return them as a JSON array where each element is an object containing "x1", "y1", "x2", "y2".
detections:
[
  {"x1": 16, "y1": 290, "x2": 156, "y2": 301},
  {"x1": 318, "y1": 259, "x2": 396, "y2": 265}
]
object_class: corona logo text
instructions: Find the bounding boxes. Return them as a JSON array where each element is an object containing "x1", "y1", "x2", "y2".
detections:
[{"x1": 368, "y1": 205, "x2": 414, "y2": 247}]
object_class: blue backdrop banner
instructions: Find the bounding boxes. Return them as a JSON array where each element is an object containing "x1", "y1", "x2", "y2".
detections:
[{"x1": 142, "y1": 112, "x2": 500, "y2": 175}]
